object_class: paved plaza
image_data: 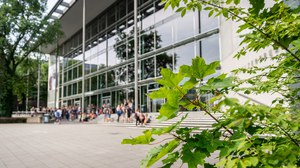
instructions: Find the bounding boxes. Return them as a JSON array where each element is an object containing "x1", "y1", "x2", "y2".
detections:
[{"x1": 0, "y1": 123, "x2": 187, "y2": 168}]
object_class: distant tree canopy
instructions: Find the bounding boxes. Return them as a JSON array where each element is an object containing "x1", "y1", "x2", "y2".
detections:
[{"x1": 0, "y1": 0, "x2": 63, "y2": 116}]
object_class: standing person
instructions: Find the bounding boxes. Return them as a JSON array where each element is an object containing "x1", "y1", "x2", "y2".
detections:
[
  {"x1": 116, "y1": 104, "x2": 123, "y2": 122},
  {"x1": 135, "y1": 108, "x2": 141, "y2": 126},
  {"x1": 103, "y1": 103, "x2": 109, "y2": 122},
  {"x1": 127, "y1": 101, "x2": 133, "y2": 123},
  {"x1": 66, "y1": 107, "x2": 70, "y2": 121},
  {"x1": 55, "y1": 107, "x2": 62, "y2": 124}
]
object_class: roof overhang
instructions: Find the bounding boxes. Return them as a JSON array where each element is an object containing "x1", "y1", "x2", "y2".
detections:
[{"x1": 42, "y1": 0, "x2": 117, "y2": 54}]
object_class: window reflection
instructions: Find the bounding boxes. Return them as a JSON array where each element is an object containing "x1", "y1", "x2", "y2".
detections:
[
  {"x1": 107, "y1": 70, "x2": 116, "y2": 87},
  {"x1": 85, "y1": 79, "x2": 90, "y2": 92},
  {"x1": 174, "y1": 42, "x2": 195, "y2": 72},
  {"x1": 68, "y1": 85, "x2": 72, "y2": 96},
  {"x1": 155, "y1": 22, "x2": 173, "y2": 48},
  {"x1": 128, "y1": 63, "x2": 135, "y2": 83},
  {"x1": 200, "y1": 10, "x2": 218, "y2": 33},
  {"x1": 154, "y1": 5, "x2": 173, "y2": 24},
  {"x1": 156, "y1": 50, "x2": 174, "y2": 76},
  {"x1": 197, "y1": 34, "x2": 220, "y2": 64},
  {"x1": 91, "y1": 76, "x2": 97, "y2": 91},
  {"x1": 141, "y1": 57, "x2": 155, "y2": 80},
  {"x1": 116, "y1": 66, "x2": 127, "y2": 85},
  {"x1": 68, "y1": 70, "x2": 72, "y2": 81},
  {"x1": 174, "y1": 11, "x2": 195, "y2": 42},
  {"x1": 73, "y1": 67, "x2": 78, "y2": 79},
  {"x1": 63, "y1": 86, "x2": 67, "y2": 97},
  {"x1": 78, "y1": 81, "x2": 82, "y2": 94},
  {"x1": 99, "y1": 73, "x2": 106, "y2": 89},
  {"x1": 73, "y1": 83, "x2": 77, "y2": 95},
  {"x1": 140, "y1": 31, "x2": 155, "y2": 54},
  {"x1": 140, "y1": 5, "x2": 154, "y2": 30},
  {"x1": 85, "y1": 63, "x2": 90, "y2": 75}
]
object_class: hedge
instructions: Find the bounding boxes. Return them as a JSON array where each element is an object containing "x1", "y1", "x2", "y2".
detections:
[{"x1": 0, "y1": 117, "x2": 27, "y2": 123}]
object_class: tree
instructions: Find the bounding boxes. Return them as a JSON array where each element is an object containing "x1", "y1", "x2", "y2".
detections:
[
  {"x1": 13, "y1": 57, "x2": 49, "y2": 110},
  {"x1": 0, "y1": 0, "x2": 63, "y2": 116},
  {"x1": 122, "y1": 0, "x2": 300, "y2": 167}
]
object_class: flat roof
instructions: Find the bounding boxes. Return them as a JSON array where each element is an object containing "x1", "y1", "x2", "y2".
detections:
[{"x1": 42, "y1": 0, "x2": 117, "y2": 54}]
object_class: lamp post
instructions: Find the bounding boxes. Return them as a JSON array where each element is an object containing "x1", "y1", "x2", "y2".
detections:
[
  {"x1": 134, "y1": 0, "x2": 138, "y2": 111},
  {"x1": 37, "y1": 47, "x2": 41, "y2": 110},
  {"x1": 81, "y1": 0, "x2": 86, "y2": 116}
]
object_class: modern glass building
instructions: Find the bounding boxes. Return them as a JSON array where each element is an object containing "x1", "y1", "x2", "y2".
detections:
[{"x1": 45, "y1": 0, "x2": 220, "y2": 112}]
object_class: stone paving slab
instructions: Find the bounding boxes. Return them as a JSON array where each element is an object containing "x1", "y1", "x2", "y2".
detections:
[{"x1": 0, "y1": 124, "x2": 192, "y2": 168}]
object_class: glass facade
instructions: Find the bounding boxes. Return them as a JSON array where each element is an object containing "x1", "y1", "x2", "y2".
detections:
[{"x1": 54, "y1": 0, "x2": 220, "y2": 112}]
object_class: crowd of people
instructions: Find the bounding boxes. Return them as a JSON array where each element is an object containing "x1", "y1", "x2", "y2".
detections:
[{"x1": 29, "y1": 99, "x2": 151, "y2": 125}]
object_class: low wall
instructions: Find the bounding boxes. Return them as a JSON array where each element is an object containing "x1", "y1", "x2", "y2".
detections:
[{"x1": 27, "y1": 116, "x2": 43, "y2": 123}]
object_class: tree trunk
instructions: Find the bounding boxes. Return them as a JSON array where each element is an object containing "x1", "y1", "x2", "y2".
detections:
[{"x1": 0, "y1": 87, "x2": 14, "y2": 117}]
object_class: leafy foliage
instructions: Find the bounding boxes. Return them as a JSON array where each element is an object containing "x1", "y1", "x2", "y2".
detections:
[
  {"x1": 0, "y1": 0, "x2": 63, "y2": 116},
  {"x1": 122, "y1": 0, "x2": 300, "y2": 167}
]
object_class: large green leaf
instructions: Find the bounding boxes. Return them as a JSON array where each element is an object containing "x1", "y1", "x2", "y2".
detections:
[
  {"x1": 181, "y1": 150, "x2": 206, "y2": 168},
  {"x1": 156, "y1": 68, "x2": 184, "y2": 87},
  {"x1": 157, "y1": 102, "x2": 180, "y2": 120},
  {"x1": 249, "y1": 0, "x2": 265, "y2": 15},
  {"x1": 122, "y1": 130, "x2": 154, "y2": 145},
  {"x1": 141, "y1": 139, "x2": 180, "y2": 168}
]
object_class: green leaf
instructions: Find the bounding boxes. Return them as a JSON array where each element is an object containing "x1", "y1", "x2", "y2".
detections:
[
  {"x1": 234, "y1": 0, "x2": 240, "y2": 5},
  {"x1": 122, "y1": 130, "x2": 154, "y2": 145},
  {"x1": 182, "y1": 150, "x2": 206, "y2": 168},
  {"x1": 291, "y1": 39, "x2": 300, "y2": 50},
  {"x1": 161, "y1": 152, "x2": 180, "y2": 168},
  {"x1": 242, "y1": 157, "x2": 259, "y2": 167},
  {"x1": 141, "y1": 139, "x2": 180, "y2": 168},
  {"x1": 148, "y1": 87, "x2": 168, "y2": 99},
  {"x1": 181, "y1": 8, "x2": 186, "y2": 17},
  {"x1": 226, "y1": 0, "x2": 233, "y2": 4},
  {"x1": 249, "y1": 0, "x2": 265, "y2": 15},
  {"x1": 208, "y1": 10, "x2": 214, "y2": 17},
  {"x1": 224, "y1": 98, "x2": 238, "y2": 106},
  {"x1": 156, "y1": 68, "x2": 184, "y2": 87},
  {"x1": 182, "y1": 77, "x2": 198, "y2": 92},
  {"x1": 157, "y1": 102, "x2": 180, "y2": 120}
]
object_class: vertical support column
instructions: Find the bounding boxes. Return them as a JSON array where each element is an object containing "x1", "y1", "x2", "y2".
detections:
[
  {"x1": 82, "y1": 0, "x2": 86, "y2": 114},
  {"x1": 37, "y1": 52, "x2": 41, "y2": 110},
  {"x1": 134, "y1": 0, "x2": 138, "y2": 111},
  {"x1": 55, "y1": 40, "x2": 58, "y2": 109}
]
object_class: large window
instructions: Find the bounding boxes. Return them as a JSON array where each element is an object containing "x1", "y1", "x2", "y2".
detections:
[
  {"x1": 99, "y1": 73, "x2": 106, "y2": 89},
  {"x1": 174, "y1": 43, "x2": 195, "y2": 72},
  {"x1": 91, "y1": 76, "x2": 98, "y2": 91},
  {"x1": 78, "y1": 81, "x2": 82, "y2": 94},
  {"x1": 197, "y1": 34, "x2": 220, "y2": 64},
  {"x1": 73, "y1": 67, "x2": 78, "y2": 79},
  {"x1": 155, "y1": 21, "x2": 173, "y2": 48},
  {"x1": 128, "y1": 63, "x2": 135, "y2": 83},
  {"x1": 116, "y1": 66, "x2": 127, "y2": 85},
  {"x1": 107, "y1": 70, "x2": 116, "y2": 87},
  {"x1": 174, "y1": 11, "x2": 196, "y2": 42},
  {"x1": 140, "y1": 31, "x2": 155, "y2": 54},
  {"x1": 68, "y1": 85, "x2": 72, "y2": 96},
  {"x1": 156, "y1": 50, "x2": 174, "y2": 76},
  {"x1": 73, "y1": 83, "x2": 77, "y2": 95},
  {"x1": 141, "y1": 57, "x2": 155, "y2": 80},
  {"x1": 85, "y1": 79, "x2": 90, "y2": 92},
  {"x1": 200, "y1": 10, "x2": 218, "y2": 33}
]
